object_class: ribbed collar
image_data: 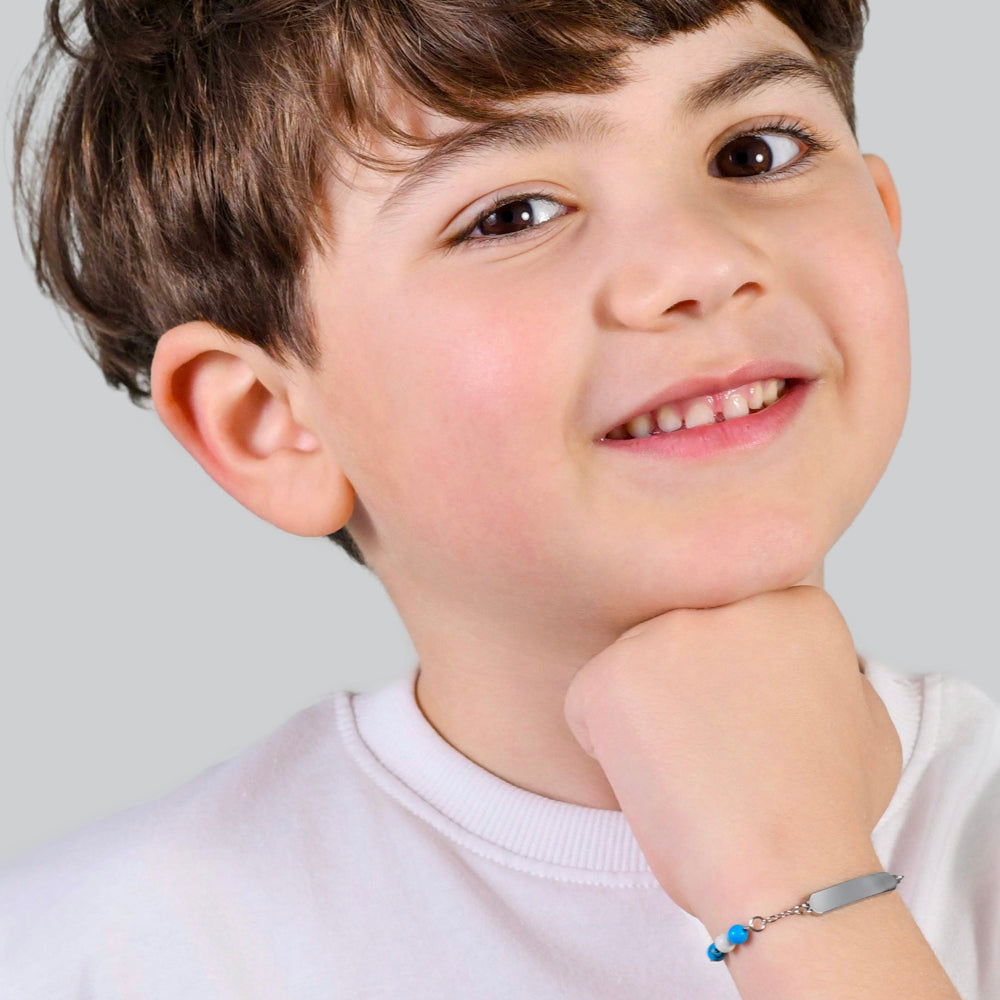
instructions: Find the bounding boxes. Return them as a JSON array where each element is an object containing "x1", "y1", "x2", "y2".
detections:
[{"x1": 336, "y1": 653, "x2": 921, "y2": 882}]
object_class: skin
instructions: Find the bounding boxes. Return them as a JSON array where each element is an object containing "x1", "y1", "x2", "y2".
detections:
[
  {"x1": 562, "y1": 584, "x2": 903, "y2": 923},
  {"x1": 560, "y1": 587, "x2": 962, "y2": 1000},
  {"x1": 149, "y1": 0, "x2": 910, "y2": 830}
]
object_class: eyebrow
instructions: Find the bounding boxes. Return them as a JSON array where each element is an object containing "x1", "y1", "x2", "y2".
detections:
[{"x1": 374, "y1": 49, "x2": 838, "y2": 223}]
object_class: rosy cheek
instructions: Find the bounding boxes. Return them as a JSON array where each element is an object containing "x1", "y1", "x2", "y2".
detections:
[
  {"x1": 323, "y1": 302, "x2": 516, "y2": 531},
  {"x1": 789, "y1": 192, "x2": 910, "y2": 469},
  {"x1": 787, "y1": 183, "x2": 907, "y2": 359},
  {"x1": 410, "y1": 290, "x2": 559, "y2": 447}
]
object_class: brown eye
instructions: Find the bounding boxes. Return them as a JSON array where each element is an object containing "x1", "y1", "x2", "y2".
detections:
[
  {"x1": 714, "y1": 132, "x2": 803, "y2": 179},
  {"x1": 478, "y1": 199, "x2": 536, "y2": 238},
  {"x1": 460, "y1": 194, "x2": 565, "y2": 245}
]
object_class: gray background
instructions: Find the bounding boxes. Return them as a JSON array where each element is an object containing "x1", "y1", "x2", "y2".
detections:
[{"x1": 1, "y1": 1, "x2": 997, "y2": 866}]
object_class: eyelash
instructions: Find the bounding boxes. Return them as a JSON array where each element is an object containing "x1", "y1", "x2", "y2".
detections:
[{"x1": 445, "y1": 117, "x2": 836, "y2": 252}]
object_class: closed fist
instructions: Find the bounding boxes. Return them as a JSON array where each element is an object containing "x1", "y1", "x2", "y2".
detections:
[{"x1": 563, "y1": 585, "x2": 901, "y2": 922}]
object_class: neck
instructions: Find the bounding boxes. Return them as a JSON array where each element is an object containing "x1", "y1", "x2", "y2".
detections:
[
  {"x1": 415, "y1": 651, "x2": 624, "y2": 809},
  {"x1": 406, "y1": 566, "x2": 832, "y2": 812}
]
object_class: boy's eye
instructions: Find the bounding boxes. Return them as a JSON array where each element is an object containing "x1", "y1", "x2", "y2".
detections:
[
  {"x1": 448, "y1": 119, "x2": 831, "y2": 250},
  {"x1": 458, "y1": 195, "x2": 568, "y2": 245},
  {"x1": 712, "y1": 131, "x2": 804, "y2": 179}
]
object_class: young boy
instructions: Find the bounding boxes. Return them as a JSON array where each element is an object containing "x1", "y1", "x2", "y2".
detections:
[{"x1": 3, "y1": 0, "x2": 997, "y2": 997}]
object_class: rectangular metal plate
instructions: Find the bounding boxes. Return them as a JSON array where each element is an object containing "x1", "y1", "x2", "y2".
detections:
[{"x1": 806, "y1": 872, "x2": 901, "y2": 915}]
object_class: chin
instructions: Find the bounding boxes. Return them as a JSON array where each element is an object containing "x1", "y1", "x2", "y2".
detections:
[{"x1": 616, "y1": 512, "x2": 829, "y2": 614}]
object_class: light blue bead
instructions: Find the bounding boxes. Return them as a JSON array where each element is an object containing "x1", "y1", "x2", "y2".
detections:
[
  {"x1": 707, "y1": 943, "x2": 725, "y2": 962},
  {"x1": 728, "y1": 924, "x2": 749, "y2": 945}
]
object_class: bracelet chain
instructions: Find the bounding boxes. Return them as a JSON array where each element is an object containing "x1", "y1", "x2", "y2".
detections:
[{"x1": 747, "y1": 900, "x2": 816, "y2": 932}]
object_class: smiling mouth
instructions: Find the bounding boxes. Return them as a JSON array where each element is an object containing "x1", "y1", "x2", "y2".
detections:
[{"x1": 603, "y1": 377, "x2": 798, "y2": 440}]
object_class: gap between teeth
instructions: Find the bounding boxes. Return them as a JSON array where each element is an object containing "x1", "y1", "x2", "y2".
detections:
[{"x1": 611, "y1": 378, "x2": 788, "y2": 440}]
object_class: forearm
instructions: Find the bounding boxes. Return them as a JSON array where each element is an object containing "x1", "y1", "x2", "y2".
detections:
[{"x1": 704, "y1": 886, "x2": 963, "y2": 1000}]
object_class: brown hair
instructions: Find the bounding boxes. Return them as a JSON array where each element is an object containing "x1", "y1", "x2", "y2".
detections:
[{"x1": 11, "y1": 0, "x2": 869, "y2": 568}]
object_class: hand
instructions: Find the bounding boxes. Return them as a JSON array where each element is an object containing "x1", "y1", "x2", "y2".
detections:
[{"x1": 563, "y1": 585, "x2": 902, "y2": 929}]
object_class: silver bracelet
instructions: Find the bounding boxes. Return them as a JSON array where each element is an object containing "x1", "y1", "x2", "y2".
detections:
[{"x1": 707, "y1": 871, "x2": 904, "y2": 962}]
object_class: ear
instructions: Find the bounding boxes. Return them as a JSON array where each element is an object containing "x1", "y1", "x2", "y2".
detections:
[
  {"x1": 150, "y1": 320, "x2": 355, "y2": 536},
  {"x1": 863, "y1": 153, "x2": 902, "y2": 246}
]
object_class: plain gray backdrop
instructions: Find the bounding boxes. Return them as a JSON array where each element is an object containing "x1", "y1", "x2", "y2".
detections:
[{"x1": 1, "y1": 1, "x2": 997, "y2": 866}]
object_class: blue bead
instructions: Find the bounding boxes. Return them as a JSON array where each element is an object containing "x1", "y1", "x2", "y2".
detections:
[
  {"x1": 708, "y1": 943, "x2": 725, "y2": 962},
  {"x1": 728, "y1": 924, "x2": 749, "y2": 945}
]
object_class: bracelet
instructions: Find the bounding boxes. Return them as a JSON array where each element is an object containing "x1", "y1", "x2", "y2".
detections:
[{"x1": 707, "y1": 871, "x2": 903, "y2": 962}]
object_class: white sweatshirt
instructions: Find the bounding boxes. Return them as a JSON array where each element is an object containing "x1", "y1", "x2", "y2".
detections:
[{"x1": 1, "y1": 654, "x2": 997, "y2": 999}]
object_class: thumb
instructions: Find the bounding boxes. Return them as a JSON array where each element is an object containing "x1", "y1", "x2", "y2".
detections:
[{"x1": 563, "y1": 666, "x2": 598, "y2": 759}]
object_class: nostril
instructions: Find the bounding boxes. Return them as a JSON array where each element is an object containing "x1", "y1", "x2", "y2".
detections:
[{"x1": 665, "y1": 299, "x2": 700, "y2": 315}]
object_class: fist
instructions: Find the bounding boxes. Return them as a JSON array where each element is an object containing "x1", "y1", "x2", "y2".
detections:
[{"x1": 563, "y1": 585, "x2": 901, "y2": 921}]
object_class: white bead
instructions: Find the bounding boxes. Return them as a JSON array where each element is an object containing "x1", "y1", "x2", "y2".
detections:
[{"x1": 713, "y1": 931, "x2": 736, "y2": 953}]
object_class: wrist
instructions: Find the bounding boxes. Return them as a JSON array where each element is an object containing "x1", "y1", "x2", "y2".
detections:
[{"x1": 689, "y1": 844, "x2": 885, "y2": 936}]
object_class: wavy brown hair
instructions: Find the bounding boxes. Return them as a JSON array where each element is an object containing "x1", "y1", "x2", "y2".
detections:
[{"x1": 11, "y1": 0, "x2": 869, "y2": 567}]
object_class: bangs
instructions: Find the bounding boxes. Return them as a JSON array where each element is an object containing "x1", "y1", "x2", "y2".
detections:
[{"x1": 320, "y1": 0, "x2": 758, "y2": 177}]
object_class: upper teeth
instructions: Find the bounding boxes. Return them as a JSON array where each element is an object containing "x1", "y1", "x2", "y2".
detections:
[{"x1": 610, "y1": 378, "x2": 787, "y2": 440}]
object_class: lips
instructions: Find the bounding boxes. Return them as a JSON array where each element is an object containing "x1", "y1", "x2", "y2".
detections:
[{"x1": 598, "y1": 359, "x2": 818, "y2": 440}]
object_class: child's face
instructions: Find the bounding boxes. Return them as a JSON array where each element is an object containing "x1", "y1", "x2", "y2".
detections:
[{"x1": 300, "y1": 2, "x2": 908, "y2": 641}]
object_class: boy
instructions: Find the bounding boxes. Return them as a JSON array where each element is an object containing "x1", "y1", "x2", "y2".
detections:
[{"x1": 3, "y1": 1, "x2": 997, "y2": 998}]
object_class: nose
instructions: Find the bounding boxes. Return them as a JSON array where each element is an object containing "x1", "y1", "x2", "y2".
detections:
[{"x1": 596, "y1": 198, "x2": 765, "y2": 330}]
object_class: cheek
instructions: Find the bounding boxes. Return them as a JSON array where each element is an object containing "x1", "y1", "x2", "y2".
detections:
[
  {"x1": 782, "y1": 177, "x2": 911, "y2": 521},
  {"x1": 333, "y1": 272, "x2": 575, "y2": 550},
  {"x1": 787, "y1": 181, "x2": 911, "y2": 430},
  {"x1": 403, "y1": 291, "x2": 552, "y2": 461}
]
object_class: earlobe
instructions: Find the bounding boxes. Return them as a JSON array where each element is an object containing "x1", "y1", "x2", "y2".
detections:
[
  {"x1": 150, "y1": 320, "x2": 355, "y2": 536},
  {"x1": 863, "y1": 153, "x2": 902, "y2": 246}
]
